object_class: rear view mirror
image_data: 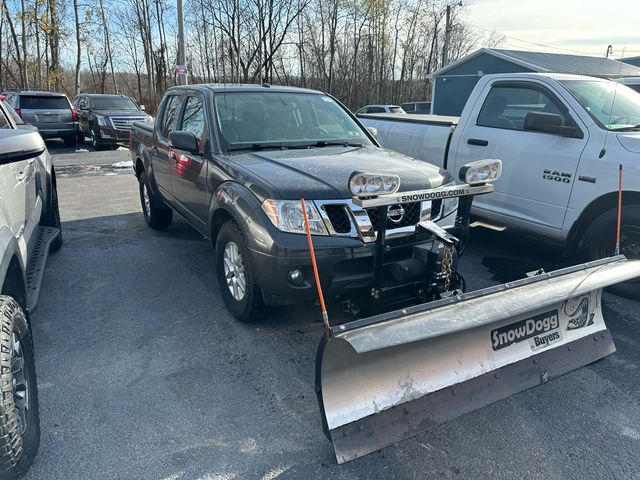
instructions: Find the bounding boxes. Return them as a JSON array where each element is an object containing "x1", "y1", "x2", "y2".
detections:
[
  {"x1": 366, "y1": 126, "x2": 378, "y2": 138},
  {"x1": 524, "y1": 112, "x2": 583, "y2": 138},
  {"x1": 169, "y1": 131, "x2": 199, "y2": 154}
]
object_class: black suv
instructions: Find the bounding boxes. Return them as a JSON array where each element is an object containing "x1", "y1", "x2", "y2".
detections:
[{"x1": 73, "y1": 93, "x2": 148, "y2": 149}]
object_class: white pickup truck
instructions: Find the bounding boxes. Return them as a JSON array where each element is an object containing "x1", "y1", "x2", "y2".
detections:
[
  {"x1": 360, "y1": 73, "x2": 640, "y2": 293},
  {"x1": 0, "y1": 99, "x2": 62, "y2": 478}
]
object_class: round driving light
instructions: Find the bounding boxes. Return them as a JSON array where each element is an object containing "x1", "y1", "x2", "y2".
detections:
[{"x1": 288, "y1": 268, "x2": 304, "y2": 285}]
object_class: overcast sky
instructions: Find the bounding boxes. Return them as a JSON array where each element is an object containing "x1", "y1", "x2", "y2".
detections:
[{"x1": 467, "y1": 0, "x2": 640, "y2": 59}]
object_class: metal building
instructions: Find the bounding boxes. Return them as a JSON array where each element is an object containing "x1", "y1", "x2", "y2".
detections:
[{"x1": 430, "y1": 48, "x2": 640, "y2": 116}]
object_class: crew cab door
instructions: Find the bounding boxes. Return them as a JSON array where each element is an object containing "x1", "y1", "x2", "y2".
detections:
[
  {"x1": 152, "y1": 94, "x2": 182, "y2": 200},
  {"x1": 451, "y1": 79, "x2": 587, "y2": 234},
  {"x1": 169, "y1": 94, "x2": 208, "y2": 232}
]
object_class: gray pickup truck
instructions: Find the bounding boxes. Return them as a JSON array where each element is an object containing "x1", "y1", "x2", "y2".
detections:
[{"x1": 130, "y1": 84, "x2": 501, "y2": 322}]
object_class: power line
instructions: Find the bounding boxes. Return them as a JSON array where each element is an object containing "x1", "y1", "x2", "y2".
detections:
[{"x1": 467, "y1": 23, "x2": 606, "y2": 56}]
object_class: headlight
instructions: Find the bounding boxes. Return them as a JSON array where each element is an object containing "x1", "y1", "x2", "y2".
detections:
[
  {"x1": 349, "y1": 172, "x2": 401, "y2": 197},
  {"x1": 459, "y1": 159, "x2": 502, "y2": 185},
  {"x1": 97, "y1": 115, "x2": 107, "y2": 127},
  {"x1": 262, "y1": 199, "x2": 328, "y2": 235},
  {"x1": 441, "y1": 197, "x2": 458, "y2": 219}
]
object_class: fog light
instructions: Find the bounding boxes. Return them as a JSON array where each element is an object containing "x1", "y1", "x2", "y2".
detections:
[{"x1": 288, "y1": 268, "x2": 304, "y2": 284}]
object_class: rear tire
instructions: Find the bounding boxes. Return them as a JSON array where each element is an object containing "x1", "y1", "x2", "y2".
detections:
[
  {"x1": 215, "y1": 221, "x2": 268, "y2": 322},
  {"x1": 138, "y1": 171, "x2": 172, "y2": 230},
  {"x1": 77, "y1": 132, "x2": 85, "y2": 144},
  {"x1": 63, "y1": 136, "x2": 76, "y2": 147},
  {"x1": 0, "y1": 297, "x2": 40, "y2": 479},
  {"x1": 582, "y1": 205, "x2": 640, "y2": 297},
  {"x1": 40, "y1": 181, "x2": 63, "y2": 252}
]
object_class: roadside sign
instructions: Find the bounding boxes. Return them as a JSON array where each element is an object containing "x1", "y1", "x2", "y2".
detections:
[{"x1": 175, "y1": 65, "x2": 188, "y2": 75}]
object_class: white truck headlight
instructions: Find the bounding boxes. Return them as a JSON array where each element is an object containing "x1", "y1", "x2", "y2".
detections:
[
  {"x1": 262, "y1": 199, "x2": 328, "y2": 235},
  {"x1": 349, "y1": 172, "x2": 400, "y2": 197},
  {"x1": 97, "y1": 115, "x2": 107, "y2": 127},
  {"x1": 459, "y1": 159, "x2": 502, "y2": 185}
]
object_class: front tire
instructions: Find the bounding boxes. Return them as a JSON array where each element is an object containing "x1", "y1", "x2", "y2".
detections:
[
  {"x1": 0, "y1": 297, "x2": 40, "y2": 479},
  {"x1": 90, "y1": 128, "x2": 103, "y2": 151},
  {"x1": 215, "y1": 221, "x2": 268, "y2": 322},
  {"x1": 138, "y1": 171, "x2": 172, "y2": 229},
  {"x1": 582, "y1": 205, "x2": 640, "y2": 297}
]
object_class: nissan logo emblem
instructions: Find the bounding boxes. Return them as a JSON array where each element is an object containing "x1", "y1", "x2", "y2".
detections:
[{"x1": 387, "y1": 205, "x2": 405, "y2": 224}]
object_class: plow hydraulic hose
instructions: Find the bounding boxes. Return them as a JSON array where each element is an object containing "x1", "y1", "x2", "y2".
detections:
[{"x1": 301, "y1": 199, "x2": 330, "y2": 330}]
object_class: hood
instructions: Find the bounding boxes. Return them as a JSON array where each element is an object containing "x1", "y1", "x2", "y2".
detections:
[
  {"x1": 226, "y1": 146, "x2": 451, "y2": 201},
  {"x1": 617, "y1": 132, "x2": 640, "y2": 154},
  {"x1": 93, "y1": 109, "x2": 145, "y2": 117}
]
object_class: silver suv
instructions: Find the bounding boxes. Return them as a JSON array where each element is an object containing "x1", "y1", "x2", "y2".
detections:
[
  {"x1": 3, "y1": 91, "x2": 77, "y2": 146},
  {"x1": 0, "y1": 99, "x2": 61, "y2": 478}
]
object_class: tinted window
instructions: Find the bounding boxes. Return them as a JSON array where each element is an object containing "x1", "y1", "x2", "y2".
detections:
[
  {"x1": 20, "y1": 95, "x2": 70, "y2": 110},
  {"x1": 389, "y1": 106, "x2": 405, "y2": 113},
  {"x1": 0, "y1": 108, "x2": 9, "y2": 129},
  {"x1": 2, "y1": 102, "x2": 23, "y2": 125},
  {"x1": 90, "y1": 97, "x2": 138, "y2": 110},
  {"x1": 477, "y1": 85, "x2": 562, "y2": 131},
  {"x1": 368, "y1": 107, "x2": 385, "y2": 113},
  {"x1": 629, "y1": 85, "x2": 640, "y2": 94},
  {"x1": 161, "y1": 96, "x2": 181, "y2": 138},
  {"x1": 180, "y1": 96, "x2": 205, "y2": 141}
]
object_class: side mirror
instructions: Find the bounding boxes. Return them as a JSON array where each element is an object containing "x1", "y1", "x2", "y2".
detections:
[
  {"x1": 366, "y1": 126, "x2": 378, "y2": 138},
  {"x1": 169, "y1": 130, "x2": 199, "y2": 154},
  {"x1": 0, "y1": 131, "x2": 46, "y2": 165},
  {"x1": 140, "y1": 105, "x2": 146, "y2": 111},
  {"x1": 524, "y1": 112, "x2": 583, "y2": 138}
]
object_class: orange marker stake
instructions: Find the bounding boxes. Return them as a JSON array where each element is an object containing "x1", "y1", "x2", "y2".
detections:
[
  {"x1": 301, "y1": 199, "x2": 330, "y2": 331},
  {"x1": 615, "y1": 165, "x2": 623, "y2": 256}
]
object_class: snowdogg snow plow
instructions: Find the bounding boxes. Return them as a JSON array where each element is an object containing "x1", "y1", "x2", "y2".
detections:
[{"x1": 308, "y1": 160, "x2": 640, "y2": 464}]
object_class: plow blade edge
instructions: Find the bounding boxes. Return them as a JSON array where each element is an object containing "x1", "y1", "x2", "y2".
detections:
[{"x1": 316, "y1": 256, "x2": 640, "y2": 464}]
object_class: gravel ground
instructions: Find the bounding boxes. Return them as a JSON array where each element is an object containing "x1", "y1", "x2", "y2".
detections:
[{"x1": 23, "y1": 143, "x2": 640, "y2": 480}]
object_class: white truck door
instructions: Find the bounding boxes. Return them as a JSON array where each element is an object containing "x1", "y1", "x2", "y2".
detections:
[{"x1": 451, "y1": 80, "x2": 587, "y2": 235}]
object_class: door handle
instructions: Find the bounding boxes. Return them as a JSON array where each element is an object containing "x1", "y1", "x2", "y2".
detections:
[
  {"x1": 467, "y1": 138, "x2": 488, "y2": 146},
  {"x1": 16, "y1": 170, "x2": 27, "y2": 181}
]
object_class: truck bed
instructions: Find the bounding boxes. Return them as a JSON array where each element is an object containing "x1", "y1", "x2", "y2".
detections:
[{"x1": 358, "y1": 113, "x2": 458, "y2": 169}]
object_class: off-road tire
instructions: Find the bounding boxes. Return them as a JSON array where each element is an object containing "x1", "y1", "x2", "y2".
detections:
[
  {"x1": 215, "y1": 221, "x2": 268, "y2": 323},
  {"x1": 582, "y1": 205, "x2": 640, "y2": 297},
  {"x1": 40, "y1": 182, "x2": 63, "y2": 252},
  {"x1": 0, "y1": 297, "x2": 40, "y2": 479},
  {"x1": 138, "y1": 171, "x2": 172, "y2": 230}
]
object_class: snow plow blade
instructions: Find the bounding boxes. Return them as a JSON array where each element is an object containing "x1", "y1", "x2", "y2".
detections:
[{"x1": 316, "y1": 256, "x2": 640, "y2": 464}]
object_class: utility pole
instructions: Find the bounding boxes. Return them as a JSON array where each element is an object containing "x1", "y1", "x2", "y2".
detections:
[
  {"x1": 442, "y1": 1, "x2": 462, "y2": 68},
  {"x1": 177, "y1": 0, "x2": 188, "y2": 85}
]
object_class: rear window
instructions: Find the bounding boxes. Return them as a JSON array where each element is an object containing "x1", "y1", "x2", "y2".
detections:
[
  {"x1": 389, "y1": 106, "x2": 405, "y2": 114},
  {"x1": 20, "y1": 95, "x2": 69, "y2": 110}
]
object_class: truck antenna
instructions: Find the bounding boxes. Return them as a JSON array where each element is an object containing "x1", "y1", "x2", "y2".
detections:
[
  {"x1": 615, "y1": 164, "x2": 623, "y2": 255},
  {"x1": 301, "y1": 199, "x2": 330, "y2": 331}
]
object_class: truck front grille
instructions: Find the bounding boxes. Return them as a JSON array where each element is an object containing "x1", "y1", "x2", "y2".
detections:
[
  {"x1": 365, "y1": 202, "x2": 421, "y2": 232},
  {"x1": 323, "y1": 204, "x2": 352, "y2": 234},
  {"x1": 110, "y1": 116, "x2": 147, "y2": 131}
]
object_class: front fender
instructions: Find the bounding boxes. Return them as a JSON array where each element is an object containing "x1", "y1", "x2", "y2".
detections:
[{"x1": 209, "y1": 182, "x2": 272, "y2": 252}]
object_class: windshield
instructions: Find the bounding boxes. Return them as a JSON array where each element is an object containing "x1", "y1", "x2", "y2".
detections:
[
  {"x1": 90, "y1": 97, "x2": 138, "y2": 110},
  {"x1": 214, "y1": 92, "x2": 371, "y2": 150},
  {"x1": 560, "y1": 80, "x2": 640, "y2": 130}
]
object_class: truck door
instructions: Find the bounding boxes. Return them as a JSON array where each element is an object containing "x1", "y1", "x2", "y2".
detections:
[
  {"x1": 169, "y1": 94, "x2": 208, "y2": 232},
  {"x1": 451, "y1": 80, "x2": 587, "y2": 234},
  {"x1": 152, "y1": 94, "x2": 182, "y2": 199}
]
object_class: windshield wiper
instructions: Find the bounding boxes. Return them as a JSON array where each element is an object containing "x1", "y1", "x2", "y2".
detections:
[
  {"x1": 227, "y1": 143, "x2": 310, "y2": 152},
  {"x1": 307, "y1": 141, "x2": 364, "y2": 148},
  {"x1": 611, "y1": 124, "x2": 640, "y2": 132}
]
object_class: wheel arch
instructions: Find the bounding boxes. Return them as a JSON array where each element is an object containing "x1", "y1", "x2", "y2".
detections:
[
  {"x1": 0, "y1": 254, "x2": 27, "y2": 314},
  {"x1": 208, "y1": 182, "x2": 265, "y2": 248},
  {"x1": 566, "y1": 190, "x2": 640, "y2": 252}
]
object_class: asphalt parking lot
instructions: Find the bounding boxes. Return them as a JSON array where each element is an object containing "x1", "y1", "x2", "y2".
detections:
[{"x1": 25, "y1": 139, "x2": 640, "y2": 480}]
